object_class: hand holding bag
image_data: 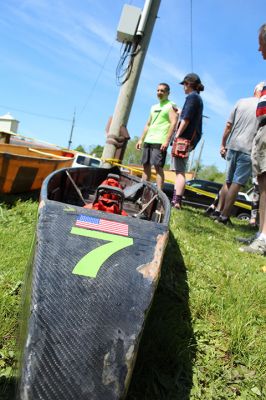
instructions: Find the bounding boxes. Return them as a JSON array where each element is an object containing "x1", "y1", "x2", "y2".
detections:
[
  {"x1": 171, "y1": 129, "x2": 197, "y2": 158},
  {"x1": 171, "y1": 137, "x2": 191, "y2": 158}
]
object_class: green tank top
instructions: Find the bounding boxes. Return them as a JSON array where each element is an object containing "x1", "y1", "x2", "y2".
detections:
[{"x1": 144, "y1": 100, "x2": 176, "y2": 144}]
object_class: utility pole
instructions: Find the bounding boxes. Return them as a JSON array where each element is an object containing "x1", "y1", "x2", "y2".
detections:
[
  {"x1": 102, "y1": 0, "x2": 161, "y2": 167},
  {"x1": 68, "y1": 110, "x2": 76, "y2": 150},
  {"x1": 194, "y1": 139, "x2": 204, "y2": 178}
]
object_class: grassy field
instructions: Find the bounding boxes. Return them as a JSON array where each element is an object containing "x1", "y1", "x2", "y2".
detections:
[
  {"x1": 0, "y1": 198, "x2": 265, "y2": 399},
  {"x1": 0, "y1": 198, "x2": 38, "y2": 399}
]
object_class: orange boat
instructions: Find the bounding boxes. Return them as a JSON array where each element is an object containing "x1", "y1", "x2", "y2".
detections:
[{"x1": 0, "y1": 133, "x2": 75, "y2": 194}]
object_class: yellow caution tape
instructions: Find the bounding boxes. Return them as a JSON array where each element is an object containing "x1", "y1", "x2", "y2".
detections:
[
  {"x1": 184, "y1": 185, "x2": 252, "y2": 210},
  {"x1": 99, "y1": 158, "x2": 251, "y2": 210}
]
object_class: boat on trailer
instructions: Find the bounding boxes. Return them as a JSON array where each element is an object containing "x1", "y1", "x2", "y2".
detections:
[
  {"x1": 0, "y1": 132, "x2": 75, "y2": 194},
  {"x1": 18, "y1": 165, "x2": 170, "y2": 400}
]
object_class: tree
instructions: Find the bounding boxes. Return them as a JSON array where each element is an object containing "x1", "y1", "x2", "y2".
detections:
[
  {"x1": 123, "y1": 136, "x2": 142, "y2": 165},
  {"x1": 196, "y1": 164, "x2": 225, "y2": 183},
  {"x1": 74, "y1": 145, "x2": 86, "y2": 153},
  {"x1": 74, "y1": 144, "x2": 104, "y2": 158},
  {"x1": 89, "y1": 145, "x2": 104, "y2": 158}
]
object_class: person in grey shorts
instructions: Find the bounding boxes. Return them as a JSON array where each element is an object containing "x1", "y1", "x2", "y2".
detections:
[
  {"x1": 239, "y1": 24, "x2": 266, "y2": 254},
  {"x1": 210, "y1": 82, "x2": 264, "y2": 225}
]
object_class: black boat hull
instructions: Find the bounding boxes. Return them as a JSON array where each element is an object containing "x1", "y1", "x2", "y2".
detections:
[{"x1": 18, "y1": 167, "x2": 170, "y2": 400}]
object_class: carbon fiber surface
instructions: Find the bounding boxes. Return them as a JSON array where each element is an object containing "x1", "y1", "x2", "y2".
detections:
[{"x1": 18, "y1": 200, "x2": 168, "y2": 400}]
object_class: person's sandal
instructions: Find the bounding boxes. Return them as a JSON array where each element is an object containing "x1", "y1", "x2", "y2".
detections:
[
  {"x1": 171, "y1": 190, "x2": 176, "y2": 206},
  {"x1": 173, "y1": 195, "x2": 182, "y2": 209}
]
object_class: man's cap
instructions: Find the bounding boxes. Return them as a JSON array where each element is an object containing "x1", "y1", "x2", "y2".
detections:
[{"x1": 180, "y1": 73, "x2": 201, "y2": 85}]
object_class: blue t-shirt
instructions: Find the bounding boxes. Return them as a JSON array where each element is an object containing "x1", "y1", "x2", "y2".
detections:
[{"x1": 180, "y1": 91, "x2": 203, "y2": 145}]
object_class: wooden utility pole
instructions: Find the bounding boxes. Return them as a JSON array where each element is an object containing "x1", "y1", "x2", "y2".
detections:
[{"x1": 102, "y1": 0, "x2": 161, "y2": 167}]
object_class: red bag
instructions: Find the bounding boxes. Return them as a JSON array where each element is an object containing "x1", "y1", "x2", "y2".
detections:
[{"x1": 171, "y1": 137, "x2": 191, "y2": 158}]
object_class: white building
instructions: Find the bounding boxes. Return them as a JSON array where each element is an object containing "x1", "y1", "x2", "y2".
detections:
[{"x1": 0, "y1": 112, "x2": 19, "y2": 133}]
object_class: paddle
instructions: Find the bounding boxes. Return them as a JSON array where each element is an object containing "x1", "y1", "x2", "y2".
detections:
[
  {"x1": 133, "y1": 194, "x2": 158, "y2": 218},
  {"x1": 28, "y1": 147, "x2": 73, "y2": 159},
  {"x1": 65, "y1": 170, "x2": 88, "y2": 206}
]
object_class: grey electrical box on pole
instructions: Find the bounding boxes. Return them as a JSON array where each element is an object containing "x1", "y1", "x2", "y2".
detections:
[
  {"x1": 102, "y1": 0, "x2": 161, "y2": 168},
  {"x1": 117, "y1": 5, "x2": 142, "y2": 43}
]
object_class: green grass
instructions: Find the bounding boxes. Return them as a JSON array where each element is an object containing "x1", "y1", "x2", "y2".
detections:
[
  {"x1": 127, "y1": 207, "x2": 266, "y2": 399},
  {"x1": 0, "y1": 200, "x2": 265, "y2": 399},
  {"x1": 0, "y1": 198, "x2": 38, "y2": 399}
]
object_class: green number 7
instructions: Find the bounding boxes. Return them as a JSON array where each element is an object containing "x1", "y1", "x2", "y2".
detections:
[{"x1": 70, "y1": 227, "x2": 134, "y2": 278}]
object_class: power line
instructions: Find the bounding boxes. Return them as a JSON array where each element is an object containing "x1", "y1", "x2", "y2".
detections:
[
  {"x1": 77, "y1": 41, "x2": 115, "y2": 121},
  {"x1": 0, "y1": 104, "x2": 71, "y2": 122},
  {"x1": 0, "y1": 41, "x2": 116, "y2": 125},
  {"x1": 66, "y1": 41, "x2": 115, "y2": 147}
]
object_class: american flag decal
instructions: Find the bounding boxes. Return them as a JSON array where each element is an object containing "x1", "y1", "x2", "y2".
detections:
[{"x1": 75, "y1": 214, "x2": 128, "y2": 236}]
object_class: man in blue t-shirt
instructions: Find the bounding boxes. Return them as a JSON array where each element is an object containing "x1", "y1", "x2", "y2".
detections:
[
  {"x1": 178, "y1": 87, "x2": 203, "y2": 145},
  {"x1": 170, "y1": 73, "x2": 204, "y2": 209}
]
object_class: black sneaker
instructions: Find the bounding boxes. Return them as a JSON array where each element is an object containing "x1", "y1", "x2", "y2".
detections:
[
  {"x1": 205, "y1": 206, "x2": 216, "y2": 216},
  {"x1": 215, "y1": 215, "x2": 232, "y2": 226},
  {"x1": 209, "y1": 210, "x2": 221, "y2": 220}
]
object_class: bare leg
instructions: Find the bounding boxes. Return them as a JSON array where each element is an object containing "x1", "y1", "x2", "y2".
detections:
[
  {"x1": 216, "y1": 183, "x2": 230, "y2": 212},
  {"x1": 238, "y1": 173, "x2": 266, "y2": 254},
  {"x1": 258, "y1": 173, "x2": 266, "y2": 235},
  {"x1": 172, "y1": 172, "x2": 186, "y2": 209},
  {"x1": 221, "y1": 182, "x2": 241, "y2": 217},
  {"x1": 175, "y1": 172, "x2": 186, "y2": 195},
  {"x1": 142, "y1": 164, "x2": 151, "y2": 182},
  {"x1": 154, "y1": 166, "x2": 164, "y2": 190}
]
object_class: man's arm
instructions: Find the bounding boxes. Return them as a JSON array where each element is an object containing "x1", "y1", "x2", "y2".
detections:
[
  {"x1": 175, "y1": 118, "x2": 190, "y2": 138},
  {"x1": 160, "y1": 108, "x2": 178, "y2": 151},
  {"x1": 220, "y1": 121, "x2": 232, "y2": 158},
  {"x1": 136, "y1": 115, "x2": 152, "y2": 150},
  {"x1": 174, "y1": 94, "x2": 198, "y2": 139}
]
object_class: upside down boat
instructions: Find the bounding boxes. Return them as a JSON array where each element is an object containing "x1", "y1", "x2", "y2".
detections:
[
  {"x1": 0, "y1": 132, "x2": 75, "y2": 194},
  {"x1": 18, "y1": 165, "x2": 170, "y2": 400}
]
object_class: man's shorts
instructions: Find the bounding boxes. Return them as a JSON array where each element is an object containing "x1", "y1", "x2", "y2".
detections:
[
  {"x1": 226, "y1": 149, "x2": 251, "y2": 185},
  {"x1": 141, "y1": 143, "x2": 166, "y2": 167},
  {"x1": 251, "y1": 125, "x2": 266, "y2": 176},
  {"x1": 170, "y1": 155, "x2": 188, "y2": 173}
]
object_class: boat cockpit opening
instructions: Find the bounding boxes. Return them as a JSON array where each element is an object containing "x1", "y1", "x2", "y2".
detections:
[{"x1": 42, "y1": 166, "x2": 170, "y2": 224}]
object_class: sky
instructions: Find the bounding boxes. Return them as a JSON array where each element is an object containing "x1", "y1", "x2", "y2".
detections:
[{"x1": 0, "y1": 0, "x2": 265, "y2": 172}]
